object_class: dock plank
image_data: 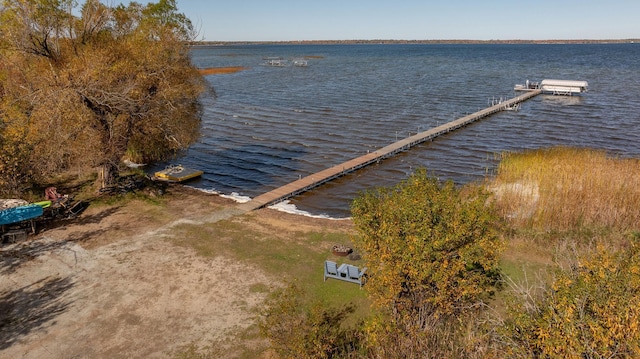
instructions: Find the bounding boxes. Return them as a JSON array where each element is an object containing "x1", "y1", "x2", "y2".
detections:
[{"x1": 237, "y1": 90, "x2": 541, "y2": 212}]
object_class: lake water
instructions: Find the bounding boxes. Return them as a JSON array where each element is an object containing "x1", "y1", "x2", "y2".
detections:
[{"x1": 161, "y1": 43, "x2": 640, "y2": 218}]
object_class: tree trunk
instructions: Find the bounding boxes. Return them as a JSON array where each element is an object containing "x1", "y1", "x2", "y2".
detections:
[{"x1": 99, "y1": 162, "x2": 119, "y2": 188}]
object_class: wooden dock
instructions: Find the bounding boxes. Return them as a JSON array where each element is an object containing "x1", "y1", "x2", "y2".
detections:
[{"x1": 237, "y1": 89, "x2": 541, "y2": 212}]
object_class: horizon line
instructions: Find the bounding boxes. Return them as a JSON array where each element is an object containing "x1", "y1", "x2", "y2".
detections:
[{"x1": 192, "y1": 38, "x2": 639, "y2": 45}]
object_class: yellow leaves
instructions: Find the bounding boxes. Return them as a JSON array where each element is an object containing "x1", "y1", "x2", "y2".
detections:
[
  {"x1": 536, "y1": 326, "x2": 550, "y2": 341},
  {"x1": 352, "y1": 169, "x2": 503, "y2": 328},
  {"x1": 0, "y1": 0, "x2": 206, "y2": 192},
  {"x1": 507, "y1": 241, "x2": 640, "y2": 358}
]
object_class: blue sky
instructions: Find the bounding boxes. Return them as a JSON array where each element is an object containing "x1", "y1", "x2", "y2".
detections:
[{"x1": 175, "y1": 0, "x2": 639, "y2": 41}]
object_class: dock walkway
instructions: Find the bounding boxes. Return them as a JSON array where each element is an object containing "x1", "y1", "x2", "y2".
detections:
[{"x1": 237, "y1": 90, "x2": 541, "y2": 212}]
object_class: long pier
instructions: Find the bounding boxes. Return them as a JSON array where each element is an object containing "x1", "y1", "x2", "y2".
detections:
[{"x1": 236, "y1": 89, "x2": 541, "y2": 212}]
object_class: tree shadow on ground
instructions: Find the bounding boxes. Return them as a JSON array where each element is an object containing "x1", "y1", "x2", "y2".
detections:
[
  {"x1": 53, "y1": 205, "x2": 125, "y2": 243},
  {"x1": 35, "y1": 205, "x2": 123, "y2": 244},
  {"x1": 69, "y1": 205, "x2": 121, "y2": 227},
  {"x1": 0, "y1": 241, "x2": 72, "y2": 276},
  {"x1": 0, "y1": 276, "x2": 74, "y2": 350},
  {"x1": 41, "y1": 205, "x2": 122, "y2": 231},
  {"x1": 1, "y1": 205, "x2": 123, "y2": 275}
]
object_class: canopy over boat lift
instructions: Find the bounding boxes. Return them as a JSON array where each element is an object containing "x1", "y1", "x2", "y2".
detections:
[{"x1": 515, "y1": 79, "x2": 588, "y2": 95}]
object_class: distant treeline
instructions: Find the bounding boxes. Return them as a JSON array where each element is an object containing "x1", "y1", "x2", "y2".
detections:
[{"x1": 192, "y1": 38, "x2": 640, "y2": 46}]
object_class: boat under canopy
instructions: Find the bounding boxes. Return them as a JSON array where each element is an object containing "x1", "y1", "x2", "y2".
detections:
[
  {"x1": 540, "y1": 79, "x2": 588, "y2": 95},
  {"x1": 515, "y1": 79, "x2": 588, "y2": 95}
]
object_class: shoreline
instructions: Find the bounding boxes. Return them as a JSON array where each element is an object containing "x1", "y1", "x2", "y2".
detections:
[
  {"x1": 191, "y1": 38, "x2": 640, "y2": 46},
  {"x1": 186, "y1": 185, "x2": 351, "y2": 220}
]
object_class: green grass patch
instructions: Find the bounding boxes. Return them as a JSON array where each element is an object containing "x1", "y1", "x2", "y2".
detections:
[
  {"x1": 89, "y1": 190, "x2": 167, "y2": 208},
  {"x1": 500, "y1": 255, "x2": 551, "y2": 285},
  {"x1": 169, "y1": 215, "x2": 370, "y2": 357},
  {"x1": 170, "y1": 217, "x2": 369, "y2": 311}
]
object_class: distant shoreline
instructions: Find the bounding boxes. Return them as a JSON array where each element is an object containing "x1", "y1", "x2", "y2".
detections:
[{"x1": 191, "y1": 39, "x2": 639, "y2": 46}]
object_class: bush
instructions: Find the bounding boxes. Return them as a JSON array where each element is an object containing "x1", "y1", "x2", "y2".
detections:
[
  {"x1": 351, "y1": 169, "x2": 504, "y2": 357},
  {"x1": 351, "y1": 169, "x2": 503, "y2": 323},
  {"x1": 258, "y1": 284, "x2": 362, "y2": 359},
  {"x1": 502, "y1": 235, "x2": 640, "y2": 358}
]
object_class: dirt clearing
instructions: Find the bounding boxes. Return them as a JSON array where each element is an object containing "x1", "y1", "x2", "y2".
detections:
[{"x1": 0, "y1": 186, "x2": 323, "y2": 358}]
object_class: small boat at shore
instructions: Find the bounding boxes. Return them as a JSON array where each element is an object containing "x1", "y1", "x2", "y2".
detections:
[
  {"x1": 154, "y1": 165, "x2": 203, "y2": 183},
  {"x1": 0, "y1": 204, "x2": 43, "y2": 226}
]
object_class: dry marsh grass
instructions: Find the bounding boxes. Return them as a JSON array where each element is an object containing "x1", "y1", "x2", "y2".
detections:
[{"x1": 492, "y1": 147, "x2": 640, "y2": 232}]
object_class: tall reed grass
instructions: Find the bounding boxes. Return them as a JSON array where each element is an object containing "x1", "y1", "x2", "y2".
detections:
[{"x1": 491, "y1": 147, "x2": 640, "y2": 232}]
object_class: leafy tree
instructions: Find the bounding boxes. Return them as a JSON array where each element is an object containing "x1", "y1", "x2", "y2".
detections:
[
  {"x1": 0, "y1": 0, "x2": 205, "y2": 191},
  {"x1": 351, "y1": 169, "x2": 503, "y2": 330}
]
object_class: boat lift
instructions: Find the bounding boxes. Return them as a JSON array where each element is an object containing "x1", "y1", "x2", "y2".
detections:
[{"x1": 515, "y1": 79, "x2": 588, "y2": 95}]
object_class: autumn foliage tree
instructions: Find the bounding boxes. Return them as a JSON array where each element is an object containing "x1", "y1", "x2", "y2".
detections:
[
  {"x1": 351, "y1": 169, "x2": 504, "y2": 355},
  {"x1": 0, "y1": 0, "x2": 205, "y2": 192}
]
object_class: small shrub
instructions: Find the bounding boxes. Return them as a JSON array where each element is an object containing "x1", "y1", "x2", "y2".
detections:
[
  {"x1": 258, "y1": 284, "x2": 362, "y2": 359},
  {"x1": 501, "y1": 237, "x2": 640, "y2": 358}
]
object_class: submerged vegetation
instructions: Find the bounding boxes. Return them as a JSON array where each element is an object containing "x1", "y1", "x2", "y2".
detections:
[{"x1": 198, "y1": 66, "x2": 248, "y2": 75}]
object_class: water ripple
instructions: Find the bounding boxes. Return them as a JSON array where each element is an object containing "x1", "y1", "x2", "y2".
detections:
[{"x1": 174, "y1": 43, "x2": 640, "y2": 217}]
